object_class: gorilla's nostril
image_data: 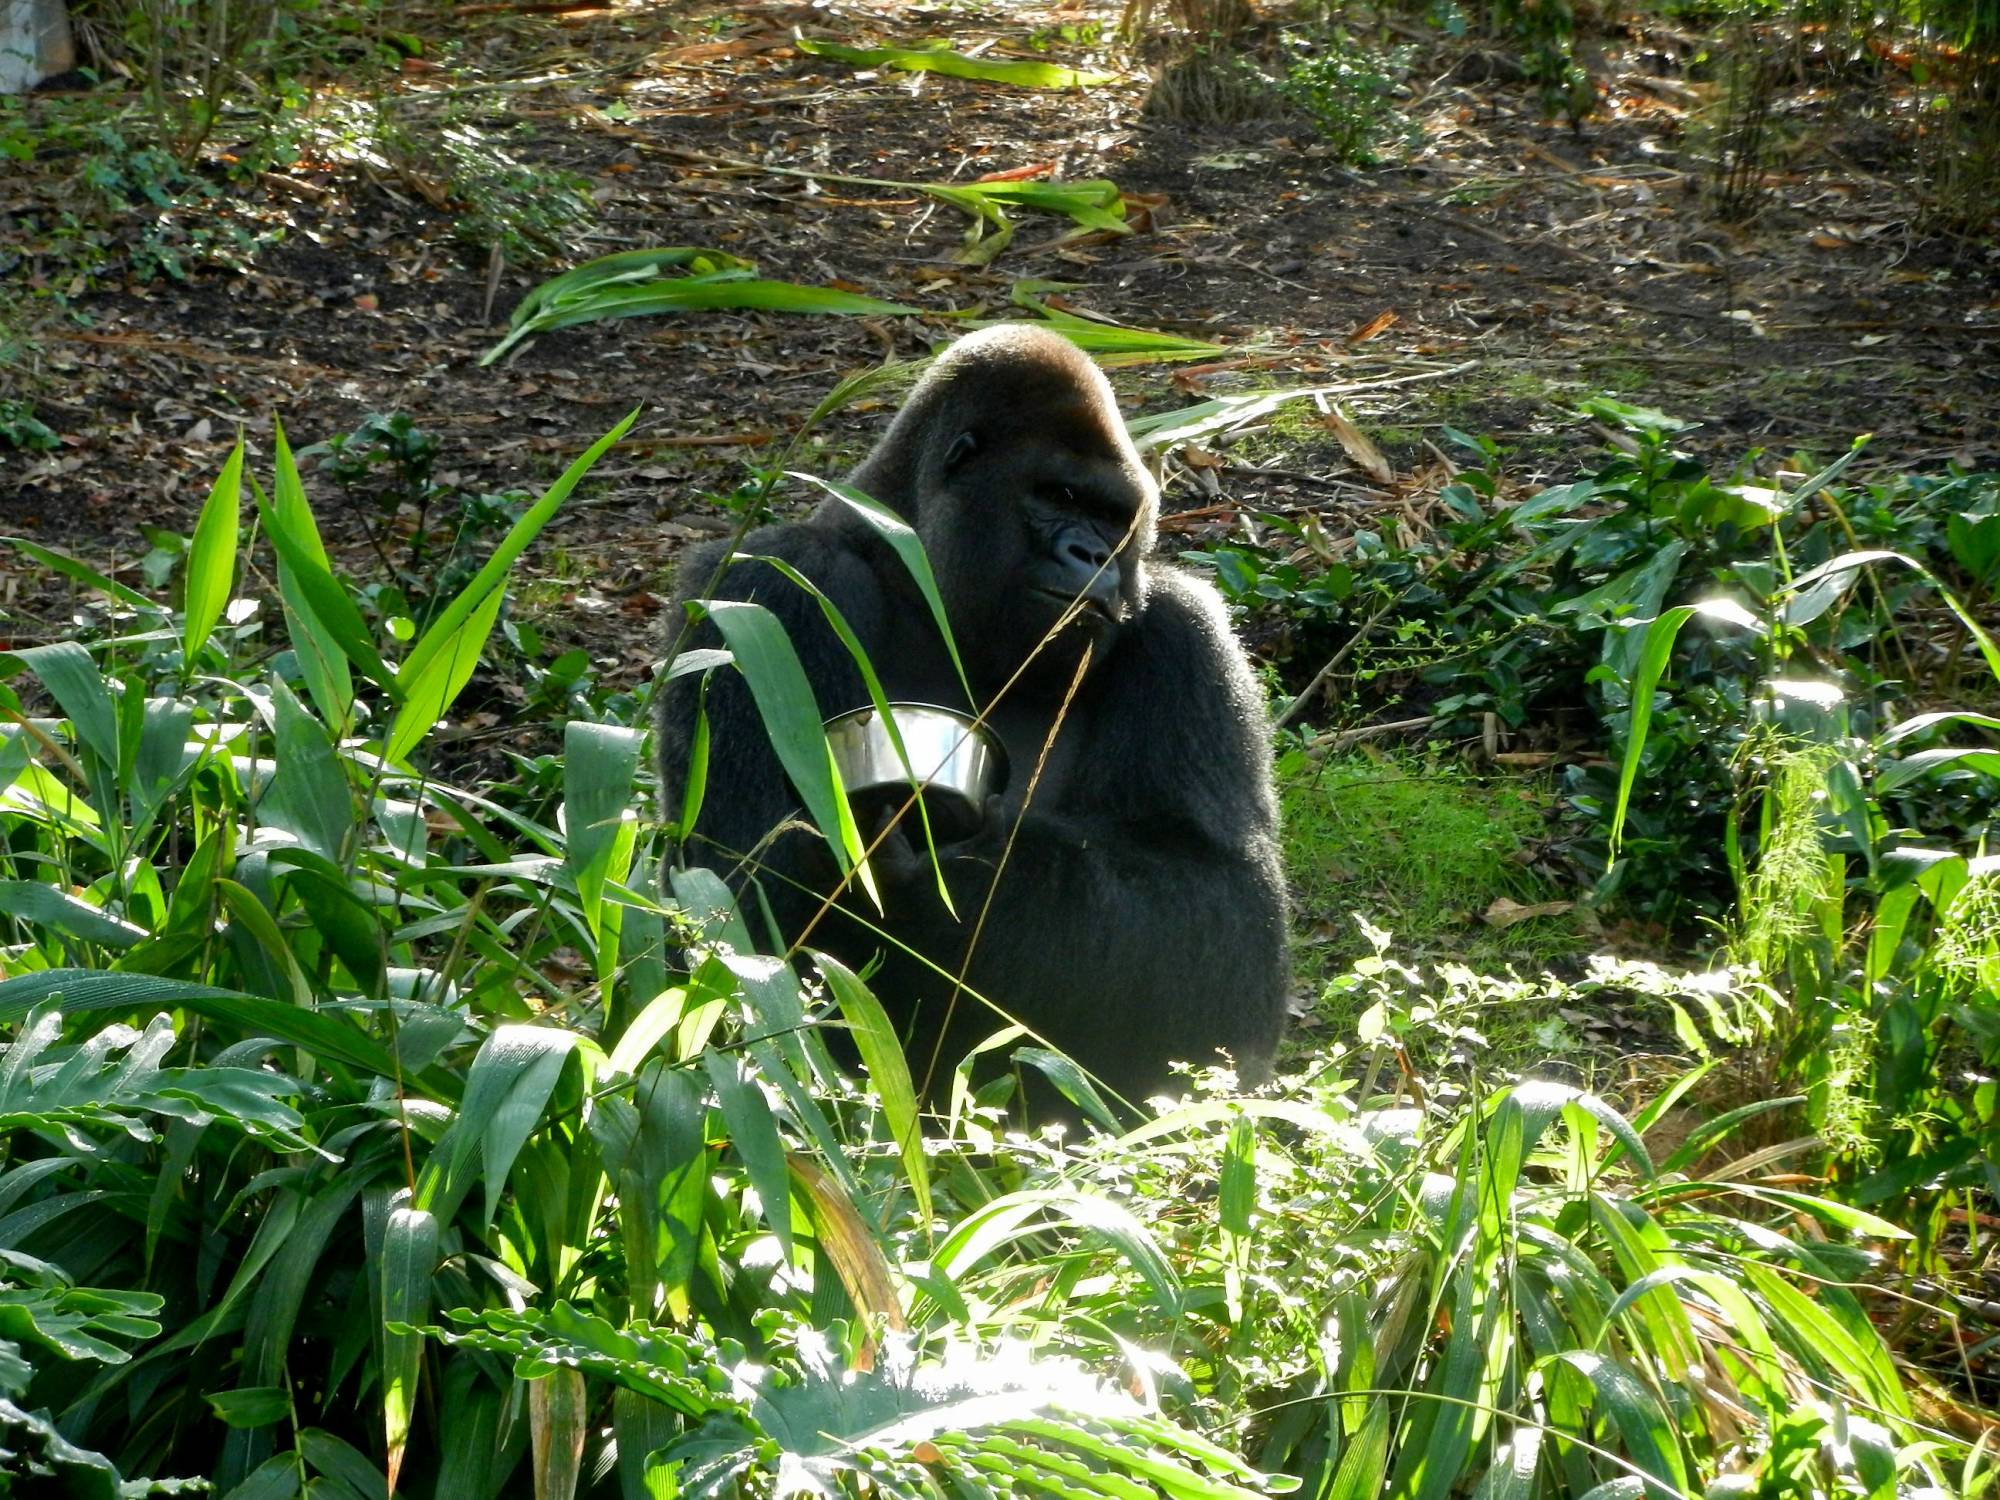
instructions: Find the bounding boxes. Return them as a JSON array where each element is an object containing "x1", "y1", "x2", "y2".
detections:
[{"x1": 1066, "y1": 540, "x2": 1109, "y2": 567}]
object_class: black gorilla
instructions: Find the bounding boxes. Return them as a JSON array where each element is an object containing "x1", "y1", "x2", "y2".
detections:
[{"x1": 655, "y1": 325, "x2": 1288, "y2": 1109}]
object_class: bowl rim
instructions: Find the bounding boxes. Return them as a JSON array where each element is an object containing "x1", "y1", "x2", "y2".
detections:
[{"x1": 821, "y1": 702, "x2": 1009, "y2": 784}]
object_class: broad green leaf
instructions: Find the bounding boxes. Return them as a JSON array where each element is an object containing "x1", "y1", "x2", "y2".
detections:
[
  {"x1": 0, "y1": 881, "x2": 144, "y2": 950},
  {"x1": 1548, "y1": 1351, "x2": 1688, "y2": 1499},
  {"x1": 1470, "y1": 1430, "x2": 1542, "y2": 1500},
  {"x1": 700, "y1": 599, "x2": 868, "y2": 891},
  {"x1": 184, "y1": 438, "x2": 244, "y2": 664},
  {"x1": 795, "y1": 36, "x2": 1113, "y2": 88},
  {"x1": 787, "y1": 473, "x2": 972, "y2": 701},
  {"x1": 507, "y1": 246, "x2": 755, "y2": 334},
  {"x1": 1607, "y1": 604, "x2": 1697, "y2": 862},
  {"x1": 563, "y1": 721, "x2": 643, "y2": 963},
  {"x1": 7, "y1": 641, "x2": 119, "y2": 769},
  {"x1": 1786, "y1": 548, "x2": 2000, "y2": 685},
  {"x1": 397, "y1": 412, "x2": 633, "y2": 691},
  {"x1": 706, "y1": 1050, "x2": 793, "y2": 1255},
  {"x1": 382, "y1": 584, "x2": 505, "y2": 766},
  {"x1": 0, "y1": 970, "x2": 428, "y2": 1094},
  {"x1": 934, "y1": 1187, "x2": 1182, "y2": 1317},
  {"x1": 206, "y1": 1387, "x2": 291, "y2": 1429},
  {"x1": 486, "y1": 272, "x2": 920, "y2": 365},
  {"x1": 0, "y1": 537, "x2": 153, "y2": 609},
  {"x1": 416, "y1": 1023, "x2": 582, "y2": 1228},
  {"x1": 1326, "y1": 1398, "x2": 1389, "y2": 1500},
  {"x1": 271, "y1": 421, "x2": 355, "y2": 729},
  {"x1": 298, "y1": 1428, "x2": 388, "y2": 1500},
  {"x1": 262, "y1": 678, "x2": 353, "y2": 862},
  {"x1": 814, "y1": 953, "x2": 931, "y2": 1227},
  {"x1": 381, "y1": 1202, "x2": 437, "y2": 1496},
  {"x1": 1015, "y1": 1046, "x2": 1122, "y2": 1130},
  {"x1": 256, "y1": 483, "x2": 401, "y2": 699},
  {"x1": 731, "y1": 550, "x2": 957, "y2": 911},
  {"x1": 1219, "y1": 1115, "x2": 1256, "y2": 1235}
]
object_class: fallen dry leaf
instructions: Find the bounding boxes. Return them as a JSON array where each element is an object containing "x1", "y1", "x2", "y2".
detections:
[
  {"x1": 1321, "y1": 403, "x2": 1394, "y2": 485},
  {"x1": 1348, "y1": 309, "x2": 1399, "y2": 343}
]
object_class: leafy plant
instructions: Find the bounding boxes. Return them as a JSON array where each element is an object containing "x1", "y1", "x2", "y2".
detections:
[{"x1": 1274, "y1": 30, "x2": 1414, "y2": 164}]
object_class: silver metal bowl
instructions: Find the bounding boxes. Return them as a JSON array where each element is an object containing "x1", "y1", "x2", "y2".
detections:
[{"x1": 823, "y1": 703, "x2": 1007, "y2": 841}]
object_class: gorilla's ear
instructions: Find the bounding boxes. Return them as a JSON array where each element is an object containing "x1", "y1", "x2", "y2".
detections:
[{"x1": 942, "y1": 431, "x2": 978, "y2": 472}]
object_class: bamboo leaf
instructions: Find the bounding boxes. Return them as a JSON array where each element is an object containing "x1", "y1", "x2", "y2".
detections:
[
  {"x1": 271, "y1": 420, "x2": 355, "y2": 729},
  {"x1": 795, "y1": 36, "x2": 1113, "y2": 89},
  {"x1": 183, "y1": 438, "x2": 244, "y2": 663},
  {"x1": 700, "y1": 599, "x2": 869, "y2": 891},
  {"x1": 381, "y1": 1202, "x2": 437, "y2": 1496},
  {"x1": 814, "y1": 952, "x2": 931, "y2": 1227},
  {"x1": 398, "y1": 413, "x2": 634, "y2": 690},
  {"x1": 705, "y1": 1050, "x2": 793, "y2": 1255}
]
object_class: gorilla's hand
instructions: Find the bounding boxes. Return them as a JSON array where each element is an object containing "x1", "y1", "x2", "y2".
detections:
[{"x1": 868, "y1": 793, "x2": 1003, "y2": 892}]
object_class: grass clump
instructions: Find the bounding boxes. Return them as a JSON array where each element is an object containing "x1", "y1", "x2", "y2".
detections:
[{"x1": 1280, "y1": 751, "x2": 1584, "y2": 981}]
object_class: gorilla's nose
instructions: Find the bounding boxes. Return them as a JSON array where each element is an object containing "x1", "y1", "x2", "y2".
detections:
[
  {"x1": 1062, "y1": 534, "x2": 1111, "y2": 569},
  {"x1": 1043, "y1": 528, "x2": 1122, "y2": 614}
]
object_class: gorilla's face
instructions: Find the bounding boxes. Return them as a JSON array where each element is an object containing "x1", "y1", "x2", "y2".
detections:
[{"x1": 921, "y1": 390, "x2": 1154, "y2": 688}]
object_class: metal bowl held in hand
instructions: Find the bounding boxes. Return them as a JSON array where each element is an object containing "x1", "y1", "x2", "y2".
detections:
[{"x1": 823, "y1": 704, "x2": 1008, "y2": 844}]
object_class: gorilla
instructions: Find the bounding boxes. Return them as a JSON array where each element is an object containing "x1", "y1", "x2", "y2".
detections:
[{"x1": 655, "y1": 325, "x2": 1288, "y2": 1112}]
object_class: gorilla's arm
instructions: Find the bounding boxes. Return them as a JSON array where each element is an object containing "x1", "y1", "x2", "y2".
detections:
[{"x1": 888, "y1": 573, "x2": 1290, "y2": 1100}]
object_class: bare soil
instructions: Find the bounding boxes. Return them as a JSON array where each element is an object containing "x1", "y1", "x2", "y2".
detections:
[{"x1": 4, "y1": 0, "x2": 1996, "y2": 697}]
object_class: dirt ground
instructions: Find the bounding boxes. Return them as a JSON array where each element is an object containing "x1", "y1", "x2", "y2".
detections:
[{"x1": 4, "y1": 0, "x2": 1996, "y2": 694}]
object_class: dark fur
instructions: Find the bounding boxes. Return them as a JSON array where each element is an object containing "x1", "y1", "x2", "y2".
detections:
[{"x1": 654, "y1": 326, "x2": 1289, "y2": 1108}]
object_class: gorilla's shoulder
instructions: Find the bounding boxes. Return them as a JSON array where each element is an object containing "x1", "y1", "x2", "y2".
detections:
[
  {"x1": 1136, "y1": 563, "x2": 1251, "y2": 670},
  {"x1": 672, "y1": 516, "x2": 879, "y2": 613}
]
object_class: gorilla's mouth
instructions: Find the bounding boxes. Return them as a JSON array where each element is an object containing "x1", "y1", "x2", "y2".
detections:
[{"x1": 1030, "y1": 586, "x2": 1115, "y2": 623}]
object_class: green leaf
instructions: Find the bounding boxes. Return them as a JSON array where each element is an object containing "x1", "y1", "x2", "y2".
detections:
[
  {"x1": 706, "y1": 1050, "x2": 793, "y2": 1256},
  {"x1": 788, "y1": 473, "x2": 972, "y2": 702},
  {"x1": 814, "y1": 953, "x2": 931, "y2": 1227},
  {"x1": 700, "y1": 599, "x2": 865, "y2": 886},
  {"x1": 506, "y1": 246, "x2": 755, "y2": 335},
  {"x1": 382, "y1": 575, "x2": 506, "y2": 766},
  {"x1": 0, "y1": 970, "x2": 428, "y2": 1094},
  {"x1": 934, "y1": 1188, "x2": 1182, "y2": 1317},
  {"x1": 0, "y1": 881, "x2": 145, "y2": 950},
  {"x1": 1607, "y1": 604, "x2": 1697, "y2": 863},
  {"x1": 262, "y1": 678, "x2": 353, "y2": 861},
  {"x1": 795, "y1": 36, "x2": 1113, "y2": 89},
  {"x1": 1548, "y1": 1351, "x2": 1687, "y2": 1499},
  {"x1": 381, "y1": 1202, "x2": 437, "y2": 1495},
  {"x1": 206, "y1": 1387, "x2": 291, "y2": 1430},
  {"x1": 0, "y1": 537, "x2": 154, "y2": 610},
  {"x1": 563, "y1": 721, "x2": 643, "y2": 960},
  {"x1": 256, "y1": 483, "x2": 401, "y2": 699},
  {"x1": 397, "y1": 414, "x2": 633, "y2": 693},
  {"x1": 486, "y1": 271, "x2": 921, "y2": 365},
  {"x1": 1219, "y1": 1116, "x2": 1256, "y2": 1235},
  {"x1": 7, "y1": 641, "x2": 119, "y2": 769},
  {"x1": 299, "y1": 1428, "x2": 389, "y2": 1500},
  {"x1": 184, "y1": 438, "x2": 244, "y2": 664},
  {"x1": 1325, "y1": 1398, "x2": 1389, "y2": 1500},
  {"x1": 416, "y1": 1024, "x2": 582, "y2": 1228},
  {"x1": 271, "y1": 420, "x2": 355, "y2": 729}
]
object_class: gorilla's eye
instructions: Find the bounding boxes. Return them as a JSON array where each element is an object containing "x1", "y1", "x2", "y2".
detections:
[{"x1": 943, "y1": 431, "x2": 978, "y2": 471}]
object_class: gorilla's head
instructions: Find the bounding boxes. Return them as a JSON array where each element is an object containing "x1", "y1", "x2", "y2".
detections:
[{"x1": 845, "y1": 325, "x2": 1159, "y2": 693}]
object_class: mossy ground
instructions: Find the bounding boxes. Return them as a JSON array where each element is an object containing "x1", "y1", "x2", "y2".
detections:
[{"x1": 1279, "y1": 750, "x2": 1588, "y2": 985}]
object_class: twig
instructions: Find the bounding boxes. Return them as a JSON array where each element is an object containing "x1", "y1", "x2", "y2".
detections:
[{"x1": 1304, "y1": 715, "x2": 1437, "y2": 756}]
